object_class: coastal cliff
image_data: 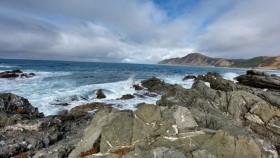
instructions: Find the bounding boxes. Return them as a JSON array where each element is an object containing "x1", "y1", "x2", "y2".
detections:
[{"x1": 158, "y1": 53, "x2": 280, "y2": 69}]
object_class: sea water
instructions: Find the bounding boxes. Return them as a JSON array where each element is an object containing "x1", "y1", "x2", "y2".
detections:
[{"x1": 0, "y1": 59, "x2": 279, "y2": 115}]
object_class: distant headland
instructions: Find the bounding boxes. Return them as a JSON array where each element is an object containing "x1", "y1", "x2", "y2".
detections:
[{"x1": 158, "y1": 53, "x2": 280, "y2": 70}]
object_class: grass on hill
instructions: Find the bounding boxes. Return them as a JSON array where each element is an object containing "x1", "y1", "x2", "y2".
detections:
[{"x1": 231, "y1": 57, "x2": 265, "y2": 68}]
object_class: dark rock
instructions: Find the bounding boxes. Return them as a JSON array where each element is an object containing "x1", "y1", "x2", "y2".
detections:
[
  {"x1": 0, "y1": 93, "x2": 43, "y2": 119},
  {"x1": 51, "y1": 102, "x2": 70, "y2": 106},
  {"x1": 205, "y1": 71, "x2": 222, "y2": 78},
  {"x1": 96, "y1": 89, "x2": 106, "y2": 99},
  {"x1": 29, "y1": 73, "x2": 35, "y2": 76},
  {"x1": 0, "y1": 113, "x2": 91, "y2": 158},
  {"x1": 0, "y1": 70, "x2": 35, "y2": 79},
  {"x1": 21, "y1": 73, "x2": 36, "y2": 78},
  {"x1": 20, "y1": 73, "x2": 28, "y2": 78},
  {"x1": 0, "y1": 71, "x2": 19, "y2": 78},
  {"x1": 120, "y1": 94, "x2": 135, "y2": 100},
  {"x1": 11, "y1": 70, "x2": 22, "y2": 73},
  {"x1": 133, "y1": 84, "x2": 144, "y2": 91},
  {"x1": 235, "y1": 70, "x2": 280, "y2": 90},
  {"x1": 183, "y1": 75, "x2": 196, "y2": 81},
  {"x1": 141, "y1": 77, "x2": 185, "y2": 95}
]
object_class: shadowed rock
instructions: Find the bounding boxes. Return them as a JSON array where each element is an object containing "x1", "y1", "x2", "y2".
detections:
[
  {"x1": 236, "y1": 70, "x2": 280, "y2": 90},
  {"x1": 96, "y1": 89, "x2": 106, "y2": 99}
]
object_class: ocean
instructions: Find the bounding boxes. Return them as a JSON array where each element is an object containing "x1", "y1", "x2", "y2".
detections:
[{"x1": 1, "y1": 59, "x2": 279, "y2": 115}]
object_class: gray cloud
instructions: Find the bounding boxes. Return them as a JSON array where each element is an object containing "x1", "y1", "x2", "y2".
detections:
[
  {"x1": 196, "y1": 0, "x2": 280, "y2": 58},
  {"x1": 0, "y1": 0, "x2": 279, "y2": 62}
]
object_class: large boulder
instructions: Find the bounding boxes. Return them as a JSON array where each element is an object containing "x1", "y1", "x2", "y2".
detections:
[
  {"x1": 0, "y1": 93, "x2": 43, "y2": 126},
  {"x1": 68, "y1": 102, "x2": 269, "y2": 157},
  {"x1": 235, "y1": 70, "x2": 280, "y2": 90}
]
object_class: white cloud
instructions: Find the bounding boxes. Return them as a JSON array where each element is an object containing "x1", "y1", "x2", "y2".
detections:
[{"x1": 0, "y1": 0, "x2": 279, "y2": 62}]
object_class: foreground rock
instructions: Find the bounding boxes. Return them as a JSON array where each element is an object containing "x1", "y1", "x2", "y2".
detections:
[
  {"x1": 0, "y1": 70, "x2": 35, "y2": 79},
  {"x1": 0, "y1": 93, "x2": 43, "y2": 127},
  {"x1": 69, "y1": 104, "x2": 265, "y2": 158},
  {"x1": 1, "y1": 70, "x2": 280, "y2": 157},
  {"x1": 0, "y1": 94, "x2": 103, "y2": 158},
  {"x1": 140, "y1": 74, "x2": 280, "y2": 157}
]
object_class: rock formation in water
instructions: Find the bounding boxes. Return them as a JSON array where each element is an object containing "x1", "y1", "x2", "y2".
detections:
[{"x1": 0, "y1": 70, "x2": 35, "y2": 79}]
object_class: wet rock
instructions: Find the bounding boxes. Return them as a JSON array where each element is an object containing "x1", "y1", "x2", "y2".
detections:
[
  {"x1": 69, "y1": 102, "x2": 110, "y2": 117},
  {"x1": 0, "y1": 70, "x2": 35, "y2": 79},
  {"x1": 96, "y1": 89, "x2": 106, "y2": 99},
  {"x1": 236, "y1": 70, "x2": 280, "y2": 90},
  {"x1": 0, "y1": 70, "x2": 21, "y2": 78},
  {"x1": 120, "y1": 94, "x2": 135, "y2": 100},
  {"x1": 29, "y1": 73, "x2": 35, "y2": 76},
  {"x1": 69, "y1": 95, "x2": 79, "y2": 101},
  {"x1": 20, "y1": 73, "x2": 35, "y2": 78},
  {"x1": 183, "y1": 75, "x2": 196, "y2": 81},
  {"x1": 133, "y1": 84, "x2": 144, "y2": 91}
]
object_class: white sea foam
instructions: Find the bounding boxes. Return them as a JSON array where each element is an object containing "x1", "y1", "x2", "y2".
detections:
[
  {"x1": 159, "y1": 75, "x2": 194, "y2": 89},
  {"x1": 0, "y1": 73, "x2": 161, "y2": 115},
  {"x1": 222, "y1": 72, "x2": 239, "y2": 82},
  {"x1": 0, "y1": 64, "x2": 15, "y2": 69}
]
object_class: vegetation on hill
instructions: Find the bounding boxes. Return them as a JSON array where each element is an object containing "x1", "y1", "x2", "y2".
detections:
[{"x1": 230, "y1": 57, "x2": 265, "y2": 68}]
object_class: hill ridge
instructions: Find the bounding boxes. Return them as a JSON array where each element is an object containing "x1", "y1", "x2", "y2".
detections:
[{"x1": 158, "y1": 53, "x2": 280, "y2": 69}]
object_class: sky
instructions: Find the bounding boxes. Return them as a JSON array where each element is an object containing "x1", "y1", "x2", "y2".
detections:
[{"x1": 0, "y1": 0, "x2": 279, "y2": 63}]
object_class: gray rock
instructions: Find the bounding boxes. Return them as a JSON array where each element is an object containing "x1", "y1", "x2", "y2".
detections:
[
  {"x1": 0, "y1": 93, "x2": 42, "y2": 116},
  {"x1": 236, "y1": 70, "x2": 280, "y2": 90},
  {"x1": 100, "y1": 110, "x2": 134, "y2": 152},
  {"x1": 183, "y1": 75, "x2": 196, "y2": 81},
  {"x1": 119, "y1": 94, "x2": 135, "y2": 100},
  {"x1": 189, "y1": 149, "x2": 217, "y2": 158}
]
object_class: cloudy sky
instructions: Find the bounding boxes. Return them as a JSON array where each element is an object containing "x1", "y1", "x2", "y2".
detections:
[{"x1": 0, "y1": 0, "x2": 279, "y2": 63}]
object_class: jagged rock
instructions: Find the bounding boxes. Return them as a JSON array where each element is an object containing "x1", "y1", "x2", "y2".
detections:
[
  {"x1": 236, "y1": 70, "x2": 280, "y2": 90},
  {"x1": 96, "y1": 89, "x2": 106, "y2": 99},
  {"x1": 119, "y1": 94, "x2": 135, "y2": 100},
  {"x1": 183, "y1": 75, "x2": 196, "y2": 81},
  {"x1": 0, "y1": 93, "x2": 43, "y2": 123},
  {"x1": 141, "y1": 77, "x2": 185, "y2": 95},
  {"x1": 0, "y1": 93, "x2": 91, "y2": 158},
  {"x1": 69, "y1": 102, "x2": 110, "y2": 117},
  {"x1": 20, "y1": 73, "x2": 35, "y2": 78},
  {"x1": 0, "y1": 70, "x2": 35, "y2": 79},
  {"x1": 133, "y1": 84, "x2": 144, "y2": 91},
  {"x1": 0, "y1": 70, "x2": 22, "y2": 78},
  {"x1": 69, "y1": 104, "x2": 199, "y2": 157}
]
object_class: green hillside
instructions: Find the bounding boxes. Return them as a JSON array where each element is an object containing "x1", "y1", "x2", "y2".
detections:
[{"x1": 230, "y1": 57, "x2": 265, "y2": 68}]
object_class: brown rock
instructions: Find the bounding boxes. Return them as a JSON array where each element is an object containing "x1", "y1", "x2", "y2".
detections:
[{"x1": 96, "y1": 89, "x2": 106, "y2": 99}]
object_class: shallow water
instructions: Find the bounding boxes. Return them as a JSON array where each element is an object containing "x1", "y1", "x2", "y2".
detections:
[{"x1": 0, "y1": 59, "x2": 279, "y2": 115}]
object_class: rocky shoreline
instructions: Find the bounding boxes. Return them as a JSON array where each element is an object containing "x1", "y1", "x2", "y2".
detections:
[{"x1": 0, "y1": 70, "x2": 280, "y2": 158}]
